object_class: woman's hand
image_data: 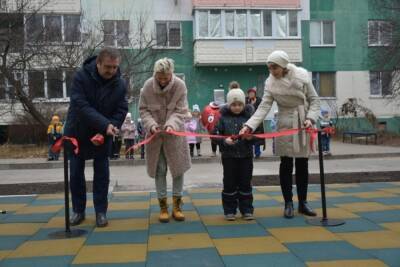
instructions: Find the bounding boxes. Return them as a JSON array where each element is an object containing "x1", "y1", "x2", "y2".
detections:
[
  {"x1": 165, "y1": 126, "x2": 173, "y2": 132},
  {"x1": 150, "y1": 125, "x2": 160, "y2": 134},
  {"x1": 239, "y1": 125, "x2": 251, "y2": 135},
  {"x1": 303, "y1": 119, "x2": 313, "y2": 128},
  {"x1": 225, "y1": 137, "x2": 235, "y2": 145}
]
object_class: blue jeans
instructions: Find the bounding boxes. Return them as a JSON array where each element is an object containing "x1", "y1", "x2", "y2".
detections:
[
  {"x1": 70, "y1": 155, "x2": 110, "y2": 213},
  {"x1": 254, "y1": 144, "x2": 261, "y2": 157},
  {"x1": 321, "y1": 134, "x2": 330, "y2": 152}
]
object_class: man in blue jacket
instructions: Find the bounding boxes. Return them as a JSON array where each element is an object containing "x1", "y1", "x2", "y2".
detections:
[{"x1": 64, "y1": 47, "x2": 128, "y2": 227}]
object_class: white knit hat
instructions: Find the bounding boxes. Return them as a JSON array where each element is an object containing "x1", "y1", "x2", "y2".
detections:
[
  {"x1": 227, "y1": 89, "x2": 246, "y2": 106},
  {"x1": 267, "y1": 50, "x2": 290, "y2": 68},
  {"x1": 192, "y1": 104, "x2": 200, "y2": 112}
]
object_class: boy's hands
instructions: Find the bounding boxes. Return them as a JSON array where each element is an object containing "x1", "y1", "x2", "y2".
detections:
[{"x1": 225, "y1": 137, "x2": 236, "y2": 145}]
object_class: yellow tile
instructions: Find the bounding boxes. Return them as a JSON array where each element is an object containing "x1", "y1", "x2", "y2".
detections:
[
  {"x1": 9, "y1": 238, "x2": 86, "y2": 258},
  {"x1": 0, "y1": 223, "x2": 42, "y2": 235},
  {"x1": 0, "y1": 250, "x2": 12, "y2": 261},
  {"x1": 95, "y1": 218, "x2": 148, "y2": 232},
  {"x1": 255, "y1": 186, "x2": 281, "y2": 192},
  {"x1": 307, "y1": 191, "x2": 347, "y2": 198},
  {"x1": 311, "y1": 208, "x2": 359, "y2": 219},
  {"x1": 307, "y1": 259, "x2": 387, "y2": 267},
  {"x1": 108, "y1": 201, "x2": 149, "y2": 210},
  {"x1": 270, "y1": 196, "x2": 285, "y2": 203},
  {"x1": 254, "y1": 207, "x2": 283, "y2": 218},
  {"x1": 43, "y1": 216, "x2": 96, "y2": 228},
  {"x1": 379, "y1": 188, "x2": 400, "y2": 194},
  {"x1": 326, "y1": 184, "x2": 360, "y2": 189},
  {"x1": 112, "y1": 191, "x2": 149, "y2": 197},
  {"x1": 336, "y1": 202, "x2": 395, "y2": 213},
  {"x1": 269, "y1": 227, "x2": 341, "y2": 243},
  {"x1": 338, "y1": 231, "x2": 400, "y2": 249},
  {"x1": 73, "y1": 244, "x2": 146, "y2": 264},
  {"x1": 192, "y1": 199, "x2": 221, "y2": 206},
  {"x1": 214, "y1": 236, "x2": 288, "y2": 255},
  {"x1": 253, "y1": 194, "x2": 272, "y2": 200},
  {"x1": 189, "y1": 188, "x2": 221, "y2": 193},
  {"x1": 351, "y1": 192, "x2": 397, "y2": 199},
  {"x1": 36, "y1": 194, "x2": 65, "y2": 200},
  {"x1": 15, "y1": 205, "x2": 62, "y2": 214},
  {"x1": 149, "y1": 211, "x2": 200, "y2": 224},
  {"x1": 150, "y1": 196, "x2": 191, "y2": 206},
  {"x1": 381, "y1": 222, "x2": 400, "y2": 234},
  {"x1": 200, "y1": 214, "x2": 257, "y2": 226},
  {"x1": 0, "y1": 204, "x2": 26, "y2": 212},
  {"x1": 148, "y1": 233, "x2": 213, "y2": 251}
]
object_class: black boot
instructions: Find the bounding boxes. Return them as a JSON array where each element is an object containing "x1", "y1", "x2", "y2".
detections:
[
  {"x1": 298, "y1": 201, "x2": 317, "y2": 216},
  {"x1": 284, "y1": 201, "x2": 294, "y2": 219},
  {"x1": 96, "y1": 212, "x2": 108, "y2": 227},
  {"x1": 70, "y1": 212, "x2": 85, "y2": 226}
]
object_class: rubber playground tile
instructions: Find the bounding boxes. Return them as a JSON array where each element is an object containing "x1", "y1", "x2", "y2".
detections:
[
  {"x1": 30, "y1": 227, "x2": 91, "y2": 241},
  {"x1": 149, "y1": 221, "x2": 207, "y2": 235},
  {"x1": 28, "y1": 199, "x2": 66, "y2": 206},
  {"x1": 268, "y1": 226, "x2": 341, "y2": 243},
  {"x1": 194, "y1": 205, "x2": 224, "y2": 215},
  {"x1": 286, "y1": 241, "x2": 374, "y2": 262},
  {"x1": 191, "y1": 198, "x2": 221, "y2": 206},
  {"x1": 252, "y1": 199, "x2": 282, "y2": 208},
  {"x1": 106, "y1": 209, "x2": 149, "y2": 219},
  {"x1": 335, "y1": 202, "x2": 397, "y2": 212},
  {"x1": 323, "y1": 196, "x2": 366, "y2": 204},
  {"x1": 109, "y1": 195, "x2": 150, "y2": 202},
  {"x1": 148, "y1": 233, "x2": 213, "y2": 251},
  {"x1": 206, "y1": 223, "x2": 269, "y2": 239},
  {"x1": 306, "y1": 259, "x2": 387, "y2": 267},
  {"x1": 0, "y1": 250, "x2": 12, "y2": 261},
  {"x1": 372, "y1": 197, "x2": 400, "y2": 205},
  {"x1": 0, "y1": 196, "x2": 36, "y2": 204},
  {"x1": 334, "y1": 186, "x2": 377, "y2": 193},
  {"x1": 253, "y1": 193, "x2": 273, "y2": 200},
  {"x1": 43, "y1": 216, "x2": 96, "y2": 229},
  {"x1": 1, "y1": 213, "x2": 56, "y2": 223},
  {"x1": 366, "y1": 248, "x2": 400, "y2": 267},
  {"x1": 1, "y1": 255, "x2": 75, "y2": 267},
  {"x1": 378, "y1": 187, "x2": 400, "y2": 194},
  {"x1": 0, "y1": 236, "x2": 30, "y2": 250},
  {"x1": 311, "y1": 207, "x2": 359, "y2": 219},
  {"x1": 147, "y1": 248, "x2": 224, "y2": 267},
  {"x1": 149, "y1": 196, "x2": 192, "y2": 206},
  {"x1": 107, "y1": 201, "x2": 150, "y2": 211},
  {"x1": 14, "y1": 205, "x2": 62, "y2": 214},
  {"x1": 254, "y1": 207, "x2": 283, "y2": 218},
  {"x1": 150, "y1": 203, "x2": 195, "y2": 213},
  {"x1": 222, "y1": 253, "x2": 305, "y2": 267},
  {"x1": 0, "y1": 204, "x2": 27, "y2": 212},
  {"x1": 357, "y1": 209, "x2": 400, "y2": 223},
  {"x1": 71, "y1": 263, "x2": 145, "y2": 267},
  {"x1": 255, "y1": 186, "x2": 281, "y2": 192},
  {"x1": 337, "y1": 231, "x2": 400, "y2": 249},
  {"x1": 8, "y1": 238, "x2": 86, "y2": 258},
  {"x1": 190, "y1": 193, "x2": 222, "y2": 200},
  {"x1": 0, "y1": 223, "x2": 42, "y2": 236},
  {"x1": 94, "y1": 218, "x2": 148, "y2": 232},
  {"x1": 351, "y1": 191, "x2": 398, "y2": 199},
  {"x1": 72, "y1": 244, "x2": 147, "y2": 265},
  {"x1": 213, "y1": 236, "x2": 288, "y2": 255},
  {"x1": 381, "y1": 222, "x2": 400, "y2": 233},
  {"x1": 257, "y1": 216, "x2": 310, "y2": 229},
  {"x1": 200, "y1": 214, "x2": 257, "y2": 226},
  {"x1": 327, "y1": 218, "x2": 384, "y2": 233},
  {"x1": 85, "y1": 230, "x2": 148, "y2": 245},
  {"x1": 188, "y1": 188, "x2": 222, "y2": 194}
]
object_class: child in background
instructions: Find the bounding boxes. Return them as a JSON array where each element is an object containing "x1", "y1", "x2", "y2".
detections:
[
  {"x1": 191, "y1": 104, "x2": 203, "y2": 156},
  {"x1": 121, "y1": 113, "x2": 136, "y2": 159},
  {"x1": 184, "y1": 112, "x2": 197, "y2": 157},
  {"x1": 320, "y1": 109, "x2": 333, "y2": 156},
  {"x1": 201, "y1": 101, "x2": 222, "y2": 156},
  {"x1": 47, "y1": 115, "x2": 63, "y2": 161},
  {"x1": 270, "y1": 110, "x2": 278, "y2": 155},
  {"x1": 136, "y1": 118, "x2": 146, "y2": 159},
  {"x1": 213, "y1": 89, "x2": 256, "y2": 221}
]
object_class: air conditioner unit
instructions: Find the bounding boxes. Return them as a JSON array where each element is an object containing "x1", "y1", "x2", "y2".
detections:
[{"x1": 0, "y1": 0, "x2": 7, "y2": 11}]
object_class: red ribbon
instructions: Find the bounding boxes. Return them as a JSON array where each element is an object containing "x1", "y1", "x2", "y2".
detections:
[
  {"x1": 51, "y1": 136, "x2": 79, "y2": 155},
  {"x1": 126, "y1": 127, "x2": 334, "y2": 154}
]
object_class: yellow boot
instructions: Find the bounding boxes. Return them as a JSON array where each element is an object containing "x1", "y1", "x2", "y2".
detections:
[
  {"x1": 158, "y1": 198, "x2": 169, "y2": 223},
  {"x1": 172, "y1": 196, "x2": 185, "y2": 221}
]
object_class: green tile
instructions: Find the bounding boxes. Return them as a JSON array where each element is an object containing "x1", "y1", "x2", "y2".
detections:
[
  {"x1": 85, "y1": 230, "x2": 148, "y2": 245},
  {"x1": 1, "y1": 256, "x2": 74, "y2": 267},
  {"x1": 150, "y1": 221, "x2": 206, "y2": 235},
  {"x1": 358, "y1": 210, "x2": 400, "y2": 223},
  {"x1": 222, "y1": 253, "x2": 305, "y2": 267},
  {"x1": 207, "y1": 223, "x2": 268, "y2": 239},
  {"x1": 367, "y1": 248, "x2": 400, "y2": 267},
  {"x1": 147, "y1": 248, "x2": 224, "y2": 267},
  {"x1": 327, "y1": 218, "x2": 383, "y2": 233},
  {"x1": 257, "y1": 216, "x2": 309, "y2": 229},
  {"x1": 0, "y1": 236, "x2": 30, "y2": 250}
]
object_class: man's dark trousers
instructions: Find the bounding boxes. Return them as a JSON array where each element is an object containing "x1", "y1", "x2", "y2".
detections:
[{"x1": 70, "y1": 154, "x2": 110, "y2": 213}]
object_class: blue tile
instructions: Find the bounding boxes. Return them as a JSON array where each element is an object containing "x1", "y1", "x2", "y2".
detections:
[
  {"x1": 367, "y1": 248, "x2": 400, "y2": 267},
  {"x1": 305, "y1": 200, "x2": 334, "y2": 209},
  {"x1": 257, "y1": 216, "x2": 309, "y2": 229},
  {"x1": 363, "y1": 183, "x2": 398, "y2": 190},
  {"x1": 0, "y1": 196, "x2": 36, "y2": 204},
  {"x1": 207, "y1": 223, "x2": 268, "y2": 239},
  {"x1": 30, "y1": 199, "x2": 65, "y2": 206},
  {"x1": 107, "y1": 210, "x2": 149, "y2": 219},
  {"x1": 326, "y1": 196, "x2": 365, "y2": 204},
  {"x1": 109, "y1": 195, "x2": 150, "y2": 202},
  {"x1": 264, "y1": 191, "x2": 285, "y2": 196},
  {"x1": 72, "y1": 263, "x2": 145, "y2": 267},
  {"x1": 195, "y1": 205, "x2": 224, "y2": 215},
  {"x1": 327, "y1": 218, "x2": 383, "y2": 233},
  {"x1": 286, "y1": 241, "x2": 373, "y2": 262},
  {"x1": 358, "y1": 210, "x2": 400, "y2": 223},
  {"x1": 253, "y1": 199, "x2": 281, "y2": 207},
  {"x1": 85, "y1": 230, "x2": 148, "y2": 245},
  {"x1": 190, "y1": 193, "x2": 221, "y2": 199},
  {"x1": 1, "y1": 256, "x2": 74, "y2": 267},
  {"x1": 150, "y1": 221, "x2": 206, "y2": 235},
  {"x1": 147, "y1": 248, "x2": 224, "y2": 267},
  {"x1": 1, "y1": 213, "x2": 55, "y2": 223},
  {"x1": 30, "y1": 227, "x2": 92, "y2": 241},
  {"x1": 335, "y1": 186, "x2": 376, "y2": 193},
  {"x1": 222, "y1": 253, "x2": 305, "y2": 267},
  {"x1": 57, "y1": 207, "x2": 95, "y2": 216},
  {"x1": 150, "y1": 203, "x2": 194, "y2": 213},
  {"x1": 373, "y1": 197, "x2": 400, "y2": 206},
  {"x1": 0, "y1": 236, "x2": 30, "y2": 250}
]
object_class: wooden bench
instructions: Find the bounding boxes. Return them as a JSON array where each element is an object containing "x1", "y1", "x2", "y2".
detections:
[{"x1": 342, "y1": 131, "x2": 377, "y2": 145}]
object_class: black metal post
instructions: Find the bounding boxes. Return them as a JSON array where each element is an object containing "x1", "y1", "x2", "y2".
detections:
[
  {"x1": 307, "y1": 130, "x2": 345, "y2": 227},
  {"x1": 49, "y1": 139, "x2": 87, "y2": 239}
]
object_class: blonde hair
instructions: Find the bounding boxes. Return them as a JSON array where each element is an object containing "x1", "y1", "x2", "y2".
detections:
[{"x1": 153, "y1": 57, "x2": 175, "y2": 75}]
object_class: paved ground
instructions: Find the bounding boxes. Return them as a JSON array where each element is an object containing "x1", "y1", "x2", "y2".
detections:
[{"x1": 0, "y1": 182, "x2": 399, "y2": 266}]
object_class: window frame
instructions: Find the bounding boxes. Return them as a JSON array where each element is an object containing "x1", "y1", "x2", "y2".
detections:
[
  {"x1": 101, "y1": 19, "x2": 130, "y2": 49},
  {"x1": 369, "y1": 71, "x2": 393, "y2": 97},
  {"x1": 309, "y1": 20, "x2": 336, "y2": 47},
  {"x1": 312, "y1": 72, "x2": 337, "y2": 99},
  {"x1": 154, "y1": 21, "x2": 182, "y2": 49},
  {"x1": 368, "y1": 20, "x2": 393, "y2": 47}
]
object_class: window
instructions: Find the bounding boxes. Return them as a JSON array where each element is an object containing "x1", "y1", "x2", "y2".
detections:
[
  {"x1": 310, "y1": 21, "x2": 335, "y2": 46},
  {"x1": 65, "y1": 70, "x2": 76, "y2": 97},
  {"x1": 0, "y1": 14, "x2": 24, "y2": 52},
  {"x1": 64, "y1": 15, "x2": 81, "y2": 42},
  {"x1": 155, "y1": 21, "x2": 181, "y2": 48},
  {"x1": 102, "y1": 20, "x2": 130, "y2": 47},
  {"x1": 368, "y1": 21, "x2": 392, "y2": 46},
  {"x1": 195, "y1": 9, "x2": 299, "y2": 38},
  {"x1": 312, "y1": 72, "x2": 336, "y2": 97},
  {"x1": 370, "y1": 71, "x2": 392, "y2": 96},
  {"x1": 26, "y1": 14, "x2": 44, "y2": 42},
  {"x1": 47, "y1": 70, "x2": 63, "y2": 99},
  {"x1": 28, "y1": 71, "x2": 45, "y2": 98},
  {"x1": 0, "y1": 73, "x2": 15, "y2": 100},
  {"x1": 45, "y1": 15, "x2": 62, "y2": 42}
]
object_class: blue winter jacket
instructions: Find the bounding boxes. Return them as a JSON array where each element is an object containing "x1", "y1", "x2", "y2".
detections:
[{"x1": 64, "y1": 56, "x2": 128, "y2": 159}]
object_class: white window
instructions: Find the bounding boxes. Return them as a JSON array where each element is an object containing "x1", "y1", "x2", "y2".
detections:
[
  {"x1": 156, "y1": 21, "x2": 181, "y2": 48},
  {"x1": 310, "y1": 21, "x2": 335, "y2": 46},
  {"x1": 312, "y1": 72, "x2": 336, "y2": 98},
  {"x1": 368, "y1": 21, "x2": 392, "y2": 46},
  {"x1": 195, "y1": 9, "x2": 299, "y2": 39},
  {"x1": 26, "y1": 14, "x2": 81, "y2": 44},
  {"x1": 370, "y1": 71, "x2": 392, "y2": 96},
  {"x1": 102, "y1": 20, "x2": 130, "y2": 48},
  {"x1": 0, "y1": 74, "x2": 14, "y2": 100}
]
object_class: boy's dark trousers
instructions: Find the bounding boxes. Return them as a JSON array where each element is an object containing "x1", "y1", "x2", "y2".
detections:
[
  {"x1": 321, "y1": 134, "x2": 330, "y2": 152},
  {"x1": 124, "y1": 139, "x2": 135, "y2": 159},
  {"x1": 221, "y1": 157, "x2": 254, "y2": 215},
  {"x1": 279, "y1": 157, "x2": 309, "y2": 203}
]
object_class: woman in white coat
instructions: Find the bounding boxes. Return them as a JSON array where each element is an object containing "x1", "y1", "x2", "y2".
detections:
[{"x1": 240, "y1": 50, "x2": 320, "y2": 219}]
